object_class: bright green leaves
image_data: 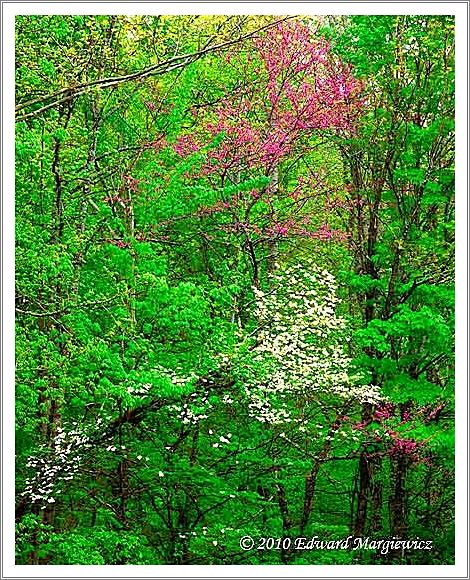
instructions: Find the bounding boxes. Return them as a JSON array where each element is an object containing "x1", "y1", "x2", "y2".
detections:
[
  {"x1": 383, "y1": 374, "x2": 443, "y2": 405},
  {"x1": 355, "y1": 303, "x2": 452, "y2": 357},
  {"x1": 36, "y1": 529, "x2": 154, "y2": 565},
  {"x1": 355, "y1": 321, "x2": 389, "y2": 353},
  {"x1": 393, "y1": 167, "x2": 426, "y2": 187},
  {"x1": 354, "y1": 300, "x2": 453, "y2": 409}
]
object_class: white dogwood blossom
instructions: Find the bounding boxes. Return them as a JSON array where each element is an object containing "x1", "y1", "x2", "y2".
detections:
[{"x1": 241, "y1": 262, "x2": 381, "y2": 424}]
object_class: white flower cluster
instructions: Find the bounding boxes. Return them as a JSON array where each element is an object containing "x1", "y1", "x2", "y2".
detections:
[
  {"x1": 127, "y1": 383, "x2": 152, "y2": 395},
  {"x1": 168, "y1": 401, "x2": 210, "y2": 426},
  {"x1": 21, "y1": 426, "x2": 91, "y2": 509},
  {"x1": 167, "y1": 387, "x2": 213, "y2": 426},
  {"x1": 243, "y1": 262, "x2": 382, "y2": 423},
  {"x1": 244, "y1": 386, "x2": 292, "y2": 423},
  {"x1": 211, "y1": 431, "x2": 233, "y2": 448},
  {"x1": 155, "y1": 364, "x2": 198, "y2": 390}
]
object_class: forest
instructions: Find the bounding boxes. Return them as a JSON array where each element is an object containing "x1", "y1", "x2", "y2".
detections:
[{"x1": 14, "y1": 14, "x2": 455, "y2": 565}]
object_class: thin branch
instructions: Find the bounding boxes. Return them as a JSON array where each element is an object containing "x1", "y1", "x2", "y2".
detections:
[
  {"x1": 16, "y1": 294, "x2": 122, "y2": 318},
  {"x1": 16, "y1": 17, "x2": 292, "y2": 122}
]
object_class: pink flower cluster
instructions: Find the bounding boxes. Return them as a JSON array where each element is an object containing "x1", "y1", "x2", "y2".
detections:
[
  {"x1": 174, "y1": 134, "x2": 201, "y2": 157},
  {"x1": 173, "y1": 20, "x2": 362, "y2": 176},
  {"x1": 352, "y1": 420, "x2": 370, "y2": 430},
  {"x1": 255, "y1": 21, "x2": 363, "y2": 133},
  {"x1": 373, "y1": 403, "x2": 394, "y2": 421},
  {"x1": 389, "y1": 437, "x2": 419, "y2": 457},
  {"x1": 425, "y1": 403, "x2": 445, "y2": 422},
  {"x1": 308, "y1": 223, "x2": 349, "y2": 242},
  {"x1": 325, "y1": 196, "x2": 354, "y2": 211},
  {"x1": 166, "y1": 21, "x2": 364, "y2": 246},
  {"x1": 107, "y1": 239, "x2": 129, "y2": 249},
  {"x1": 144, "y1": 135, "x2": 167, "y2": 152},
  {"x1": 265, "y1": 220, "x2": 348, "y2": 242}
]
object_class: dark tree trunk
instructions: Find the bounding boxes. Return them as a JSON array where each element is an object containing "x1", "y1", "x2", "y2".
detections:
[
  {"x1": 389, "y1": 455, "x2": 408, "y2": 538},
  {"x1": 354, "y1": 451, "x2": 371, "y2": 536}
]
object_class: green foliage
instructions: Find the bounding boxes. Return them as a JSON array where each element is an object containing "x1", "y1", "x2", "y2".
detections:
[{"x1": 15, "y1": 14, "x2": 454, "y2": 566}]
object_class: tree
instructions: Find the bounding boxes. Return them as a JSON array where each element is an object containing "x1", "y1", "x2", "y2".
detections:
[{"x1": 327, "y1": 15, "x2": 454, "y2": 558}]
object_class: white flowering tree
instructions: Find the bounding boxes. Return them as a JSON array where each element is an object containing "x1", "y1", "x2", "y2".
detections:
[
  {"x1": 240, "y1": 262, "x2": 381, "y2": 424},
  {"x1": 225, "y1": 260, "x2": 383, "y2": 542}
]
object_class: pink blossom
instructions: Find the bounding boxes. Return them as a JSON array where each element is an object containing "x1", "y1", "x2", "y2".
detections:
[
  {"x1": 374, "y1": 403, "x2": 394, "y2": 421},
  {"x1": 107, "y1": 239, "x2": 129, "y2": 249},
  {"x1": 174, "y1": 135, "x2": 201, "y2": 156},
  {"x1": 274, "y1": 225, "x2": 289, "y2": 236},
  {"x1": 401, "y1": 410, "x2": 411, "y2": 422},
  {"x1": 425, "y1": 403, "x2": 445, "y2": 422},
  {"x1": 308, "y1": 224, "x2": 349, "y2": 242},
  {"x1": 325, "y1": 196, "x2": 353, "y2": 211},
  {"x1": 352, "y1": 420, "x2": 369, "y2": 430},
  {"x1": 159, "y1": 21, "x2": 363, "y2": 245},
  {"x1": 389, "y1": 438, "x2": 419, "y2": 456}
]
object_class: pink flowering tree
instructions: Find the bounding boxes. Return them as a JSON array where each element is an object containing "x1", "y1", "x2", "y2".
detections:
[{"x1": 165, "y1": 19, "x2": 362, "y2": 287}]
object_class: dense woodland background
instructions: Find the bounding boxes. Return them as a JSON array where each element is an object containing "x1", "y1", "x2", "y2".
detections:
[{"x1": 15, "y1": 15, "x2": 454, "y2": 565}]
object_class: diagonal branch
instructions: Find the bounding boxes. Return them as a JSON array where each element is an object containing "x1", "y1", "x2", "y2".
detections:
[
  {"x1": 16, "y1": 17, "x2": 293, "y2": 122},
  {"x1": 15, "y1": 293, "x2": 122, "y2": 318}
]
